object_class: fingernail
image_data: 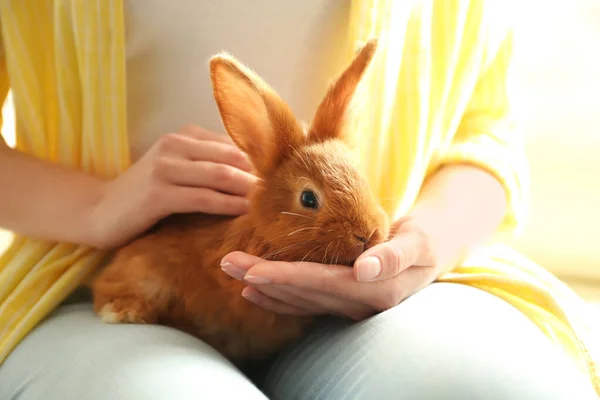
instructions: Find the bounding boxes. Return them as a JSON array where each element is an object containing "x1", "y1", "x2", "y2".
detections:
[
  {"x1": 244, "y1": 275, "x2": 271, "y2": 284},
  {"x1": 221, "y1": 262, "x2": 245, "y2": 280},
  {"x1": 356, "y1": 257, "x2": 382, "y2": 282},
  {"x1": 241, "y1": 288, "x2": 258, "y2": 303}
]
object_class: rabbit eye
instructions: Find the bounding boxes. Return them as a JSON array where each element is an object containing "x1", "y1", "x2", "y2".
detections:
[{"x1": 300, "y1": 190, "x2": 319, "y2": 209}]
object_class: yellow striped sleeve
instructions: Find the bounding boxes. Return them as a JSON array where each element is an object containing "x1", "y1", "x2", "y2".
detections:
[
  {"x1": 0, "y1": 0, "x2": 128, "y2": 365},
  {"x1": 436, "y1": 26, "x2": 529, "y2": 234}
]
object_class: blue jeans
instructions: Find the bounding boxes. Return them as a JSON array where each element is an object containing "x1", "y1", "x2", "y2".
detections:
[{"x1": 0, "y1": 283, "x2": 596, "y2": 399}]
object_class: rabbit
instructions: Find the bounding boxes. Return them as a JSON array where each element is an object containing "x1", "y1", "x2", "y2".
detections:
[{"x1": 91, "y1": 38, "x2": 390, "y2": 364}]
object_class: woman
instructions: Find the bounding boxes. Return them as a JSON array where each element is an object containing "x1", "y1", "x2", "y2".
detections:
[{"x1": 0, "y1": 0, "x2": 598, "y2": 399}]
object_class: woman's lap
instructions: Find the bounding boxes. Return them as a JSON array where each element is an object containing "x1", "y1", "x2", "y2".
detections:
[
  {"x1": 0, "y1": 302, "x2": 267, "y2": 400},
  {"x1": 263, "y1": 283, "x2": 597, "y2": 399},
  {"x1": 0, "y1": 283, "x2": 595, "y2": 400}
]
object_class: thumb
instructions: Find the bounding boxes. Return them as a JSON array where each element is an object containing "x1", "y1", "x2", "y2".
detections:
[{"x1": 353, "y1": 232, "x2": 421, "y2": 282}]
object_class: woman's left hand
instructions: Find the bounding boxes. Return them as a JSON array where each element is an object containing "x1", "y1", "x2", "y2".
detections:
[{"x1": 220, "y1": 219, "x2": 441, "y2": 321}]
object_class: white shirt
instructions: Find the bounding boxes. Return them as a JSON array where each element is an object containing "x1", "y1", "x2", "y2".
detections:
[{"x1": 125, "y1": 0, "x2": 351, "y2": 160}]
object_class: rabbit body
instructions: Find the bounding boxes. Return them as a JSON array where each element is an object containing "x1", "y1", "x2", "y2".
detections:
[
  {"x1": 92, "y1": 211, "x2": 311, "y2": 363},
  {"x1": 92, "y1": 39, "x2": 388, "y2": 363}
]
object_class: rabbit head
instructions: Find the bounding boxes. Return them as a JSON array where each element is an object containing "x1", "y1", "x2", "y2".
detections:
[{"x1": 210, "y1": 39, "x2": 389, "y2": 266}]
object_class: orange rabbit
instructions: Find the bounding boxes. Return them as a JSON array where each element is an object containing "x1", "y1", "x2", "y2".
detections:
[{"x1": 91, "y1": 39, "x2": 389, "y2": 364}]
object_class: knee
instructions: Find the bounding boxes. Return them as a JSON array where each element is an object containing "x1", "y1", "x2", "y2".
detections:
[
  {"x1": 264, "y1": 284, "x2": 598, "y2": 400},
  {"x1": 0, "y1": 303, "x2": 267, "y2": 400},
  {"x1": 55, "y1": 337, "x2": 266, "y2": 400},
  {"x1": 266, "y1": 323, "x2": 596, "y2": 400}
]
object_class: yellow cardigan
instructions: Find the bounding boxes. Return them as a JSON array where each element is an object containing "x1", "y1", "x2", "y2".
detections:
[{"x1": 0, "y1": 0, "x2": 598, "y2": 394}]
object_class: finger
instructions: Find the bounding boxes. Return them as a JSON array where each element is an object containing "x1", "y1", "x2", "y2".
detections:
[
  {"x1": 178, "y1": 127, "x2": 254, "y2": 173},
  {"x1": 159, "y1": 158, "x2": 257, "y2": 196},
  {"x1": 225, "y1": 254, "x2": 402, "y2": 313},
  {"x1": 253, "y1": 283, "x2": 374, "y2": 321},
  {"x1": 220, "y1": 251, "x2": 263, "y2": 278},
  {"x1": 353, "y1": 232, "x2": 421, "y2": 282},
  {"x1": 248, "y1": 284, "x2": 327, "y2": 315},
  {"x1": 166, "y1": 186, "x2": 249, "y2": 216},
  {"x1": 244, "y1": 260, "x2": 383, "y2": 305},
  {"x1": 220, "y1": 253, "x2": 261, "y2": 280},
  {"x1": 241, "y1": 286, "x2": 315, "y2": 316},
  {"x1": 220, "y1": 252, "x2": 373, "y2": 318},
  {"x1": 179, "y1": 124, "x2": 234, "y2": 145},
  {"x1": 159, "y1": 133, "x2": 253, "y2": 172},
  {"x1": 186, "y1": 140, "x2": 253, "y2": 172}
]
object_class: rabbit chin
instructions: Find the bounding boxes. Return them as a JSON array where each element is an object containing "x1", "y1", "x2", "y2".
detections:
[{"x1": 257, "y1": 227, "x2": 386, "y2": 267}]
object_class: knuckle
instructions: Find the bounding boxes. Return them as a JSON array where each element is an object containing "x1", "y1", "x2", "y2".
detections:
[
  {"x1": 224, "y1": 197, "x2": 244, "y2": 214},
  {"x1": 218, "y1": 193, "x2": 235, "y2": 207},
  {"x1": 211, "y1": 163, "x2": 235, "y2": 182},
  {"x1": 322, "y1": 280, "x2": 342, "y2": 296},
  {"x1": 150, "y1": 156, "x2": 171, "y2": 180},
  {"x1": 180, "y1": 124, "x2": 213, "y2": 140},
  {"x1": 230, "y1": 147, "x2": 248, "y2": 164},
  {"x1": 194, "y1": 189, "x2": 217, "y2": 211},
  {"x1": 179, "y1": 124, "x2": 198, "y2": 134},
  {"x1": 155, "y1": 133, "x2": 181, "y2": 154},
  {"x1": 382, "y1": 243, "x2": 405, "y2": 276}
]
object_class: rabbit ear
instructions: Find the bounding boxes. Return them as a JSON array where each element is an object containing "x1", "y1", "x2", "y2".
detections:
[
  {"x1": 308, "y1": 38, "x2": 378, "y2": 143},
  {"x1": 210, "y1": 54, "x2": 304, "y2": 175}
]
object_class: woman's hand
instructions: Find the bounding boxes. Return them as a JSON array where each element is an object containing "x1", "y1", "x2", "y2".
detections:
[
  {"x1": 220, "y1": 218, "x2": 440, "y2": 321},
  {"x1": 93, "y1": 125, "x2": 257, "y2": 249}
]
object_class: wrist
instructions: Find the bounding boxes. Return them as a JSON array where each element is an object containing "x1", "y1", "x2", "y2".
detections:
[
  {"x1": 398, "y1": 205, "x2": 464, "y2": 274},
  {"x1": 396, "y1": 165, "x2": 507, "y2": 274},
  {"x1": 86, "y1": 179, "x2": 113, "y2": 249}
]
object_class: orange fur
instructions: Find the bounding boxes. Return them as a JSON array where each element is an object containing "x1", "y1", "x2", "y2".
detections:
[{"x1": 91, "y1": 39, "x2": 388, "y2": 364}]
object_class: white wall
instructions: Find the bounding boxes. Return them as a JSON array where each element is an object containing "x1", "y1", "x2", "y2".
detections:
[{"x1": 505, "y1": 0, "x2": 600, "y2": 281}]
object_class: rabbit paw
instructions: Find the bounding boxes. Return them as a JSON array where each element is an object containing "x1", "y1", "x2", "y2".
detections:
[{"x1": 98, "y1": 301, "x2": 149, "y2": 324}]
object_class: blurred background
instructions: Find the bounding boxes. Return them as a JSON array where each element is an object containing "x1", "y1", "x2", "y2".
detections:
[
  {"x1": 1, "y1": 0, "x2": 599, "y2": 301},
  {"x1": 504, "y1": 0, "x2": 600, "y2": 302}
]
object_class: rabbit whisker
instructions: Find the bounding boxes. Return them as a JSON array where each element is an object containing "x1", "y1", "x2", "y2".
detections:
[
  {"x1": 287, "y1": 227, "x2": 322, "y2": 236},
  {"x1": 257, "y1": 225, "x2": 319, "y2": 248},
  {"x1": 262, "y1": 241, "x2": 316, "y2": 260},
  {"x1": 261, "y1": 243, "x2": 301, "y2": 260},
  {"x1": 298, "y1": 244, "x2": 324, "y2": 266},
  {"x1": 280, "y1": 211, "x2": 314, "y2": 220},
  {"x1": 322, "y1": 242, "x2": 333, "y2": 264}
]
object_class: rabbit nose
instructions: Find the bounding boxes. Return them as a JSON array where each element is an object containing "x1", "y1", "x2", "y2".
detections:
[{"x1": 354, "y1": 228, "x2": 380, "y2": 249}]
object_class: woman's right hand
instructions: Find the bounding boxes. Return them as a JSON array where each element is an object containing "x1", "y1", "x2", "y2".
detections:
[{"x1": 92, "y1": 125, "x2": 257, "y2": 249}]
